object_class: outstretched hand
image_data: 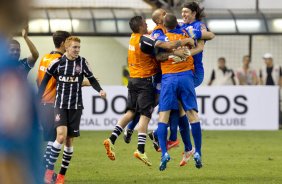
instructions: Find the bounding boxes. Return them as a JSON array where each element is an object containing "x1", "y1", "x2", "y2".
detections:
[{"x1": 99, "y1": 90, "x2": 107, "y2": 99}]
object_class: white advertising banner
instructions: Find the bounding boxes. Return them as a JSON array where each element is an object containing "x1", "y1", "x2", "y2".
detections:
[{"x1": 81, "y1": 86, "x2": 279, "y2": 130}]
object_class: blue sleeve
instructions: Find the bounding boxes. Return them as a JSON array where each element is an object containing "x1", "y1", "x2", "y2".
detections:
[
  {"x1": 19, "y1": 58, "x2": 32, "y2": 73},
  {"x1": 156, "y1": 35, "x2": 167, "y2": 42},
  {"x1": 151, "y1": 29, "x2": 165, "y2": 39}
]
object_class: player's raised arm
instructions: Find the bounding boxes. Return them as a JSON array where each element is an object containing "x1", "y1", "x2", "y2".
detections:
[{"x1": 22, "y1": 26, "x2": 39, "y2": 67}]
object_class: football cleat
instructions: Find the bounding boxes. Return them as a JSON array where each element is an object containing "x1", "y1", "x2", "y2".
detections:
[
  {"x1": 103, "y1": 138, "x2": 116, "y2": 160},
  {"x1": 180, "y1": 147, "x2": 195, "y2": 166},
  {"x1": 148, "y1": 131, "x2": 160, "y2": 152},
  {"x1": 55, "y1": 174, "x2": 65, "y2": 184},
  {"x1": 194, "y1": 152, "x2": 203, "y2": 169},
  {"x1": 44, "y1": 169, "x2": 54, "y2": 184},
  {"x1": 167, "y1": 139, "x2": 180, "y2": 150},
  {"x1": 159, "y1": 152, "x2": 171, "y2": 171},
  {"x1": 123, "y1": 129, "x2": 134, "y2": 144},
  {"x1": 134, "y1": 150, "x2": 152, "y2": 166}
]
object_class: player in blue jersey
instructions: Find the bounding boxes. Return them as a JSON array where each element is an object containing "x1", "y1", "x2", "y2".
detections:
[
  {"x1": 9, "y1": 26, "x2": 39, "y2": 77},
  {"x1": 174, "y1": 1, "x2": 215, "y2": 169}
]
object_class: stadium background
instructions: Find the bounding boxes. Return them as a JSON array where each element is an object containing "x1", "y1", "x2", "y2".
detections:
[{"x1": 11, "y1": 0, "x2": 282, "y2": 183}]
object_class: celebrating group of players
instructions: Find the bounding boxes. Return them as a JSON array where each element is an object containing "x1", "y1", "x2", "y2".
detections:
[
  {"x1": 1, "y1": 1, "x2": 215, "y2": 183},
  {"x1": 103, "y1": 2, "x2": 215, "y2": 171}
]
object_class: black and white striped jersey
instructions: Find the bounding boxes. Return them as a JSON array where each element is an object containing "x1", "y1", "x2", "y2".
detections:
[{"x1": 39, "y1": 55, "x2": 102, "y2": 109}]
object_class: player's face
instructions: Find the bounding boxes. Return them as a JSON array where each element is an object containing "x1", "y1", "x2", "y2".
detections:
[
  {"x1": 67, "y1": 41, "x2": 80, "y2": 59},
  {"x1": 218, "y1": 59, "x2": 226, "y2": 69},
  {"x1": 182, "y1": 8, "x2": 196, "y2": 24},
  {"x1": 243, "y1": 56, "x2": 250, "y2": 66},
  {"x1": 140, "y1": 19, "x2": 148, "y2": 34},
  {"x1": 9, "y1": 43, "x2": 21, "y2": 61}
]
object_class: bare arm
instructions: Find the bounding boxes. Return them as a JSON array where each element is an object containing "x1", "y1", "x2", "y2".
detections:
[
  {"x1": 190, "y1": 40, "x2": 205, "y2": 56},
  {"x1": 155, "y1": 38, "x2": 194, "y2": 50},
  {"x1": 201, "y1": 31, "x2": 215, "y2": 40},
  {"x1": 23, "y1": 26, "x2": 39, "y2": 67},
  {"x1": 156, "y1": 48, "x2": 190, "y2": 62},
  {"x1": 82, "y1": 79, "x2": 91, "y2": 86}
]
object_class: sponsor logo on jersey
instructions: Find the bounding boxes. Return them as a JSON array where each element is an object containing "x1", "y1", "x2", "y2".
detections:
[
  {"x1": 75, "y1": 65, "x2": 81, "y2": 73},
  {"x1": 58, "y1": 76, "x2": 78, "y2": 82}
]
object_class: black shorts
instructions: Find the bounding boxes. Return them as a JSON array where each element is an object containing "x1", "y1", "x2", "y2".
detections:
[
  {"x1": 54, "y1": 108, "x2": 83, "y2": 137},
  {"x1": 126, "y1": 77, "x2": 155, "y2": 118},
  {"x1": 39, "y1": 103, "x2": 56, "y2": 141}
]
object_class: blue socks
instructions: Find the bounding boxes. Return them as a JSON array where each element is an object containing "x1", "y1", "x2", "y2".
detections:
[
  {"x1": 127, "y1": 113, "x2": 140, "y2": 130},
  {"x1": 168, "y1": 110, "x2": 179, "y2": 141},
  {"x1": 190, "y1": 122, "x2": 202, "y2": 156},
  {"x1": 178, "y1": 115, "x2": 193, "y2": 152},
  {"x1": 157, "y1": 122, "x2": 168, "y2": 157}
]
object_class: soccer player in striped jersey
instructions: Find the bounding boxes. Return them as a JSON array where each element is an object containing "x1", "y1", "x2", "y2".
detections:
[
  {"x1": 9, "y1": 26, "x2": 39, "y2": 77},
  {"x1": 39, "y1": 36, "x2": 106, "y2": 184},
  {"x1": 37, "y1": 30, "x2": 70, "y2": 180}
]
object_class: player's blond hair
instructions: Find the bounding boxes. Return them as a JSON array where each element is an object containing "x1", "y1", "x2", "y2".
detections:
[{"x1": 65, "y1": 36, "x2": 81, "y2": 48}]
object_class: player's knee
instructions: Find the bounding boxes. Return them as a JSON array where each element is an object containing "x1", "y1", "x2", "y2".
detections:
[
  {"x1": 187, "y1": 110, "x2": 199, "y2": 123},
  {"x1": 56, "y1": 133, "x2": 66, "y2": 144}
]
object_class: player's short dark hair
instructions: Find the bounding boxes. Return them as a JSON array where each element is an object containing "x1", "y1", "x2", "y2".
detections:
[
  {"x1": 129, "y1": 16, "x2": 144, "y2": 33},
  {"x1": 164, "y1": 13, "x2": 178, "y2": 30},
  {"x1": 53, "y1": 31, "x2": 71, "y2": 48},
  {"x1": 9, "y1": 39, "x2": 20, "y2": 46},
  {"x1": 243, "y1": 55, "x2": 251, "y2": 61},
  {"x1": 218, "y1": 57, "x2": 226, "y2": 62},
  {"x1": 183, "y1": 2, "x2": 206, "y2": 21}
]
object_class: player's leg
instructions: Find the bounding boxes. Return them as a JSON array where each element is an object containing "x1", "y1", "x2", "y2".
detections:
[
  {"x1": 167, "y1": 110, "x2": 180, "y2": 150},
  {"x1": 124, "y1": 113, "x2": 140, "y2": 143},
  {"x1": 56, "y1": 109, "x2": 82, "y2": 183},
  {"x1": 104, "y1": 110, "x2": 135, "y2": 160},
  {"x1": 157, "y1": 75, "x2": 178, "y2": 171},
  {"x1": 133, "y1": 80, "x2": 155, "y2": 166},
  {"x1": 134, "y1": 115, "x2": 152, "y2": 166},
  {"x1": 178, "y1": 70, "x2": 201, "y2": 168},
  {"x1": 178, "y1": 104, "x2": 194, "y2": 166},
  {"x1": 104, "y1": 82, "x2": 137, "y2": 160},
  {"x1": 44, "y1": 108, "x2": 68, "y2": 184},
  {"x1": 148, "y1": 93, "x2": 161, "y2": 151},
  {"x1": 158, "y1": 111, "x2": 171, "y2": 171},
  {"x1": 56, "y1": 137, "x2": 73, "y2": 184},
  {"x1": 187, "y1": 110, "x2": 202, "y2": 168},
  {"x1": 40, "y1": 103, "x2": 56, "y2": 170}
]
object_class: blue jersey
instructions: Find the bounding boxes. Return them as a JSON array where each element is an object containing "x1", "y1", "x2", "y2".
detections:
[
  {"x1": 19, "y1": 57, "x2": 32, "y2": 75},
  {"x1": 181, "y1": 20, "x2": 208, "y2": 66}
]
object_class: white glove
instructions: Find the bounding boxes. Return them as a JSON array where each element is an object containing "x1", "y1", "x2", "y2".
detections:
[{"x1": 169, "y1": 55, "x2": 185, "y2": 64}]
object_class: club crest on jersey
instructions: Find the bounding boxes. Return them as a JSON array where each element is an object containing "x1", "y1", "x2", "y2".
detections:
[
  {"x1": 59, "y1": 76, "x2": 78, "y2": 82},
  {"x1": 75, "y1": 65, "x2": 81, "y2": 73},
  {"x1": 55, "y1": 114, "x2": 60, "y2": 122}
]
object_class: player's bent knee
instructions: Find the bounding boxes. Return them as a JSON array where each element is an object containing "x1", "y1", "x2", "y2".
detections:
[{"x1": 187, "y1": 110, "x2": 199, "y2": 123}]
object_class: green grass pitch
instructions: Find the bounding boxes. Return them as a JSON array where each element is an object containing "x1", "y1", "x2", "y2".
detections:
[{"x1": 55, "y1": 131, "x2": 282, "y2": 184}]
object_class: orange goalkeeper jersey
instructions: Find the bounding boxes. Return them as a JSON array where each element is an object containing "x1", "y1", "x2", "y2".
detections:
[{"x1": 37, "y1": 51, "x2": 62, "y2": 104}]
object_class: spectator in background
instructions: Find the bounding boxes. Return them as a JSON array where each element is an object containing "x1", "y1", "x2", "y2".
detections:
[
  {"x1": 236, "y1": 55, "x2": 258, "y2": 85},
  {"x1": 208, "y1": 57, "x2": 236, "y2": 86},
  {"x1": 259, "y1": 53, "x2": 282, "y2": 87}
]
